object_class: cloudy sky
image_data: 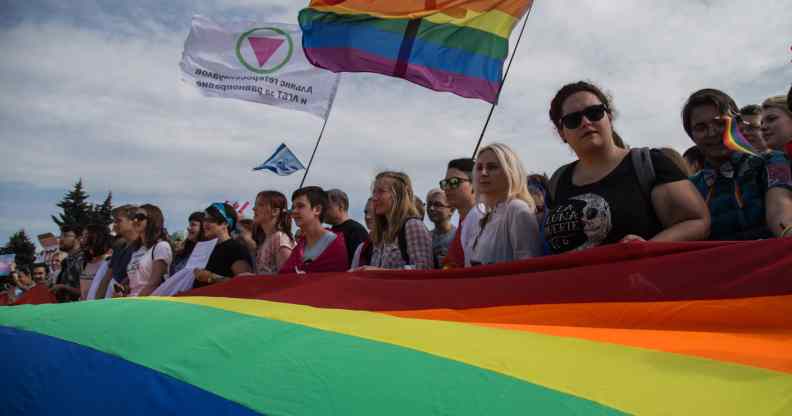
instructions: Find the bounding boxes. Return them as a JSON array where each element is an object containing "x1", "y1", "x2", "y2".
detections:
[{"x1": 1, "y1": 0, "x2": 790, "y2": 247}]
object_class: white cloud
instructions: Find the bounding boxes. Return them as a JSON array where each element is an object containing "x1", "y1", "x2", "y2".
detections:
[{"x1": 1, "y1": 0, "x2": 790, "y2": 243}]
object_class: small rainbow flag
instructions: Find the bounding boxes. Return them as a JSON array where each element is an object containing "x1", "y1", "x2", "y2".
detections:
[
  {"x1": 723, "y1": 115, "x2": 758, "y2": 156},
  {"x1": 299, "y1": 0, "x2": 533, "y2": 103}
]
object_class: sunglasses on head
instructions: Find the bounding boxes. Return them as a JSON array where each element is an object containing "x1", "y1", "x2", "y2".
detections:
[
  {"x1": 439, "y1": 177, "x2": 470, "y2": 190},
  {"x1": 560, "y1": 104, "x2": 608, "y2": 130}
]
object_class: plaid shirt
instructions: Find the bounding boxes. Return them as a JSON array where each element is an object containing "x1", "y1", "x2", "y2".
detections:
[
  {"x1": 690, "y1": 151, "x2": 792, "y2": 240},
  {"x1": 55, "y1": 251, "x2": 85, "y2": 302},
  {"x1": 370, "y1": 219, "x2": 433, "y2": 269}
]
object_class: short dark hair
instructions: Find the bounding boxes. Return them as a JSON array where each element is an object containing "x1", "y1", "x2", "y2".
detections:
[
  {"x1": 681, "y1": 88, "x2": 739, "y2": 139},
  {"x1": 292, "y1": 186, "x2": 329, "y2": 222},
  {"x1": 327, "y1": 189, "x2": 350, "y2": 212},
  {"x1": 188, "y1": 211, "x2": 205, "y2": 223},
  {"x1": 205, "y1": 203, "x2": 238, "y2": 231},
  {"x1": 447, "y1": 158, "x2": 475, "y2": 179},
  {"x1": 31, "y1": 262, "x2": 49, "y2": 275},
  {"x1": 740, "y1": 104, "x2": 761, "y2": 116},
  {"x1": 60, "y1": 224, "x2": 83, "y2": 237}
]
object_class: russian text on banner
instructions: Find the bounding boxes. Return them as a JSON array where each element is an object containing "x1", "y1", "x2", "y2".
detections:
[
  {"x1": 299, "y1": 0, "x2": 533, "y2": 104},
  {"x1": 180, "y1": 15, "x2": 340, "y2": 119}
]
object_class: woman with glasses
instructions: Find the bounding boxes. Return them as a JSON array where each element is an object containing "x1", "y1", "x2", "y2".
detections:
[
  {"x1": 685, "y1": 89, "x2": 792, "y2": 240},
  {"x1": 439, "y1": 158, "x2": 477, "y2": 268},
  {"x1": 193, "y1": 202, "x2": 253, "y2": 286},
  {"x1": 460, "y1": 143, "x2": 542, "y2": 266},
  {"x1": 350, "y1": 171, "x2": 433, "y2": 270},
  {"x1": 126, "y1": 204, "x2": 172, "y2": 297},
  {"x1": 544, "y1": 81, "x2": 709, "y2": 254}
]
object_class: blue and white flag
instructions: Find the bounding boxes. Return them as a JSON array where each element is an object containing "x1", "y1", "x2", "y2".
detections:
[{"x1": 253, "y1": 143, "x2": 305, "y2": 176}]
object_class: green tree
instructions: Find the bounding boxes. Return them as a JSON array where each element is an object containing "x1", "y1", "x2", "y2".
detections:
[
  {"x1": 52, "y1": 179, "x2": 92, "y2": 229},
  {"x1": 1, "y1": 230, "x2": 37, "y2": 268},
  {"x1": 89, "y1": 192, "x2": 114, "y2": 227}
]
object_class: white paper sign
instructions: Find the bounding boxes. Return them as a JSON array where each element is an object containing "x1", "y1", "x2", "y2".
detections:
[{"x1": 152, "y1": 239, "x2": 217, "y2": 297}]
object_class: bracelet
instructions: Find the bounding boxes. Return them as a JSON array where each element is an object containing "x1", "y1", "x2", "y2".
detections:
[
  {"x1": 781, "y1": 225, "x2": 792, "y2": 238},
  {"x1": 207, "y1": 273, "x2": 215, "y2": 284}
]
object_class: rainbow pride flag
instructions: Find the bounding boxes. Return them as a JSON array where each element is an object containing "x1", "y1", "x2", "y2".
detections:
[
  {"x1": 299, "y1": 0, "x2": 533, "y2": 103},
  {"x1": 2, "y1": 239, "x2": 792, "y2": 415},
  {"x1": 723, "y1": 115, "x2": 758, "y2": 156}
]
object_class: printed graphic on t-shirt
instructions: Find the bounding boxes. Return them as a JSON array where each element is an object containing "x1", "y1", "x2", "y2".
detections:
[{"x1": 545, "y1": 193, "x2": 612, "y2": 252}]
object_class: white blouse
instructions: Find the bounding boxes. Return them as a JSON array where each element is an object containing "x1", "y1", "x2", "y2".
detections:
[{"x1": 461, "y1": 199, "x2": 542, "y2": 266}]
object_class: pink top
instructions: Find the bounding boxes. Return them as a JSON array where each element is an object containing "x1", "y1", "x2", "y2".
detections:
[{"x1": 256, "y1": 231, "x2": 295, "y2": 275}]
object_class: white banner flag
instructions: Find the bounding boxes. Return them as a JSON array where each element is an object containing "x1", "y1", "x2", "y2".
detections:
[{"x1": 180, "y1": 15, "x2": 340, "y2": 119}]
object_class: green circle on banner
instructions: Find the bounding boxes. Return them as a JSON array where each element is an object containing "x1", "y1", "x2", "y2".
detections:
[{"x1": 235, "y1": 27, "x2": 294, "y2": 74}]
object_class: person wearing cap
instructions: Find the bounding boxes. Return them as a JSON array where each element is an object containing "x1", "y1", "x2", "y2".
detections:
[{"x1": 193, "y1": 202, "x2": 253, "y2": 287}]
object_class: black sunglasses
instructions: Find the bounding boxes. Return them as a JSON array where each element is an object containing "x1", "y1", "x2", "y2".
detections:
[
  {"x1": 439, "y1": 177, "x2": 470, "y2": 190},
  {"x1": 131, "y1": 213, "x2": 148, "y2": 222},
  {"x1": 560, "y1": 104, "x2": 608, "y2": 130}
]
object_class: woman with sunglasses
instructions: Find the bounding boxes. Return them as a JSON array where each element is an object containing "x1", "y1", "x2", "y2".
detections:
[
  {"x1": 126, "y1": 204, "x2": 172, "y2": 297},
  {"x1": 460, "y1": 143, "x2": 542, "y2": 266},
  {"x1": 544, "y1": 81, "x2": 709, "y2": 254},
  {"x1": 193, "y1": 202, "x2": 253, "y2": 286},
  {"x1": 350, "y1": 171, "x2": 433, "y2": 270}
]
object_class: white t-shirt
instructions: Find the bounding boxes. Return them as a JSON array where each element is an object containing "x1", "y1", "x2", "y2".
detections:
[
  {"x1": 127, "y1": 241, "x2": 172, "y2": 297},
  {"x1": 461, "y1": 199, "x2": 542, "y2": 266}
]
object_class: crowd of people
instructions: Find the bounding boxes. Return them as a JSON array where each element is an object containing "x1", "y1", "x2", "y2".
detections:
[{"x1": 3, "y1": 82, "x2": 792, "y2": 303}]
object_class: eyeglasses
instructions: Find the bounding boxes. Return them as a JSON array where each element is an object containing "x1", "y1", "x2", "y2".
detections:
[
  {"x1": 439, "y1": 177, "x2": 471, "y2": 190},
  {"x1": 738, "y1": 119, "x2": 761, "y2": 132},
  {"x1": 560, "y1": 104, "x2": 608, "y2": 130},
  {"x1": 131, "y1": 213, "x2": 148, "y2": 222}
]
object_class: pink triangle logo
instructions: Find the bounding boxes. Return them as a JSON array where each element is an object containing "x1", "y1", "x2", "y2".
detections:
[{"x1": 248, "y1": 37, "x2": 285, "y2": 67}]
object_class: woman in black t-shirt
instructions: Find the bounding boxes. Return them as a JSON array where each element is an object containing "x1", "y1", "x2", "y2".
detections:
[
  {"x1": 193, "y1": 202, "x2": 253, "y2": 287},
  {"x1": 543, "y1": 81, "x2": 710, "y2": 254}
]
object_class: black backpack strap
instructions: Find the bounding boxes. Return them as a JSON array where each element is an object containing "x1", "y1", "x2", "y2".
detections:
[
  {"x1": 630, "y1": 147, "x2": 656, "y2": 201},
  {"x1": 547, "y1": 163, "x2": 572, "y2": 207}
]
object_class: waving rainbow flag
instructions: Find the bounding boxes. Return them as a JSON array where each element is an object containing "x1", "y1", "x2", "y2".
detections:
[
  {"x1": 723, "y1": 115, "x2": 759, "y2": 156},
  {"x1": 2, "y1": 239, "x2": 792, "y2": 415},
  {"x1": 299, "y1": 0, "x2": 533, "y2": 103}
]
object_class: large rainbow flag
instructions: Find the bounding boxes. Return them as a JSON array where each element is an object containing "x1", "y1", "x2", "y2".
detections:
[
  {"x1": 299, "y1": 0, "x2": 533, "y2": 103},
  {"x1": 2, "y1": 239, "x2": 791, "y2": 415}
]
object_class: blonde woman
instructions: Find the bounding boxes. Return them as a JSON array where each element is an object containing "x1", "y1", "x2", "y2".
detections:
[
  {"x1": 460, "y1": 143, "x2": 542, "y2": 266},
  {"x1": 761, "y1": 95, "x2": 792, "y2": 154},
  {"x1": 351, "y1": 171, "x2": 433, "y2": 270}
]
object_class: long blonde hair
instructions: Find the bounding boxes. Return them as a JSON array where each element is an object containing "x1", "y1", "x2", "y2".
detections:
[
  {"x1": 474, "y1": 143, "x2": 535, "y2": 213},
  {"x1": 371, "y1": 171, "x2": 420, "y2": 244}
]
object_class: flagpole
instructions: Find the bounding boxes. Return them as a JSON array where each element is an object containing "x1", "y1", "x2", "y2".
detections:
[
  {"x1": 471, "y1": 5, "x2": 534, "y2": 158},
  {"x1": 299, "y1": 112, "x2": 331, "y2": 188}
]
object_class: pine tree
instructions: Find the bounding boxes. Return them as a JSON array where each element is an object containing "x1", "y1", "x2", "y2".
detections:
[
  {"x1": 52, "y1": 179, "x2": 92, "y2": 229},
  {"x1": 89, "y1": 192, "x2": 114, "y2": 227},
  {"x1": 1, "y1": 230, "x2": 37, "y2": 268}
]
